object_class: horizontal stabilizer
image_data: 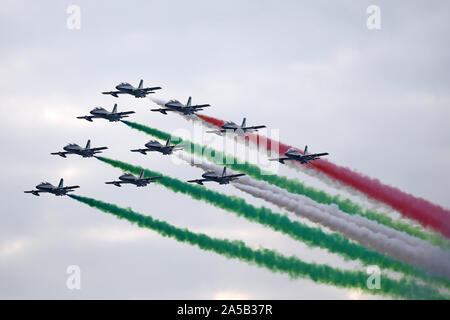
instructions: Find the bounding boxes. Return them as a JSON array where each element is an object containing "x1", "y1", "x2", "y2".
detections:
[{"x1": 143, "y1": 86, "x2": 162, "y2": 92}]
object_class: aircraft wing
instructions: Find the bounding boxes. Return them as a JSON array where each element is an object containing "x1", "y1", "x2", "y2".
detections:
[
  {"x1": 192, "y1": 104, "x2": 211, "y2": 109},
  {"x1": 172, "y1": 143, "x2": 190, "y2": 150},
  {"x1": 51, "y1": 151, "x2": 69, "y2": 158},
  {"x1": 243, "y1": 125, "x2": 266, "y2": 130},
  {"x1": 60, "y1": 185, "x2": 80, "y2": 191},
  {"x1": 142, "y1": 86, "x2": 162, "y2": 92},
  {"x1": 226, "y1": 173, "x2": 246, "y2": 179},
  {"x1": 90, "y1": 147, "x2": 108, "y2": 152},
  {"x1": 187, "y1": 179, "x2": 208, "y2": 185},
  {"x1": 77, "y1": 115, "x2": 95, "y2": 122},
  {"x1": 303, "y1": 152, "x2": 329, "y2": 160},
  {"x1": 141, "y1": 176, "x2": 163, "y2": 182},
  {"x1": 102, "y1": 91, "x2": 124, "y2": 97},
  {"x1": 24, "y1": 190, "x2": 42, "y2": 196},
  {"x1": 117, "y1": 111, "x2": 135, "y2": 116}
]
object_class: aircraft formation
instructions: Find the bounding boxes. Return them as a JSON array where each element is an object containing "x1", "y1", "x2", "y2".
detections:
[{"x1": 25, "y1": 79, "x2": 329, "y2": 196}]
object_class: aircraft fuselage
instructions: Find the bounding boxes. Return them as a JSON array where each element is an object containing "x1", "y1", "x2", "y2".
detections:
[
  {"x1": 63, "y1": 145, "x2": 94, "y2": 157},
  {"x1": 201, "y1": 172, "x2": 231, "y2": 184},
  {"x1": 164, "y1": 100, "x2": 196, "y2": 115},
  {"x1": 35, "y1": 183, "x2": 67, "y2": 196},
  {"x1": 115, "y1": 84, "x2": 146, "y2": 98},
  {"x1": 90, "y1": 109, "x2": 122, "y2": 121},
  {"x1": 118, "y1": 174, "x2": 148, "y2": 186},
  {"x1": 144, "y1": 142, "x2": 173, "y2": 155}
]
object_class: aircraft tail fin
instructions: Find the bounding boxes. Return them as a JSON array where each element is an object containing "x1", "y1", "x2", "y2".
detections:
[
  {"x1": 166, "y1": 137, "x2": 171, "y2": 147},
  {"x1": 138, "y1": 79, "x2": 143, "y2": 89},
  {"x1": 222, "y1": 166, "x2": 227, "y2": 177},
  {"x1": 112, "y1": 104, "x2": 117, "y2": 113},
  {"x1": 139, "y1": 169, "x2": 144, "y2": 179},
  {"x1": 241, "y1": 117, "x2": 246, "y2": 128},
  {"x1": 85, "y1": 139, "x2": 91, "y2": 149},
  {"x1": 58, "y1": 178, "x2": 64, "y2": 188},
  {"x1": 186, "y1": 96, "x2": 192, "y2": 108},
  {"x1": 304, "y1": 145, "x2": 308, "y2": 155}
]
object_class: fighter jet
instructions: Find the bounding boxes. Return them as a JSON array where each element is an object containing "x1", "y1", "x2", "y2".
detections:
[
  {"x1": 187, "y1": 166, "x2": 246, "y2": 185},
  {"x1": 24, "y1": 178, "x2": 80, "y2": 196},
  {"x1": 105, "y1": 169, "x2": 162, "y2": 187},
  {"x1": 130, "y1": 137, "x2": 188, "y2": 156},
  {"x1": 102, "y1": 80, "x2": 161, "y2": 98},
  {"x1": 77, "y1": 104, "x2": 135, "y2": 122},
  {"x1": 269, "y1": 145, "x2": 329, "y2": 164},
  {"x1": 51, "y1": 140, "x2": 108, "y2": 158},
  {"x1": 150, "y1": 96, "x2": 210, "y2": 115},
  {"x1": 207, "y1": 118, "x2": 266, "y2": 136}
]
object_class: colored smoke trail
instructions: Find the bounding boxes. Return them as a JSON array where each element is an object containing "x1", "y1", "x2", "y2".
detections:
[
  {"x1": 121, "y1": 120, "x2": 449, "y2": 249},
  {"x1": 178, "y1": 153, "x2": 450, "y2": 281},
  {"x1": 95, "y1": 156, "x2": 449, "y2": 286},
  {"x1": 195, "y1": 114, "x2": 450, "y2": 239},
  {"x1": 69, "y1": 194, "x2": 445, "y2": 299}
]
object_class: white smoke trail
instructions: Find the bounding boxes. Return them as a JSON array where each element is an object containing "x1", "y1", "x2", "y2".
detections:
[
  {"x1": 182, "y1": 113, "x2": 218, "y2": 130},
  {"x1": 176, "y1": 152, "x2": 450, "y2": 278},
  {"x1": 148, "y1": 96, "x2": 168, "y2": 107}
]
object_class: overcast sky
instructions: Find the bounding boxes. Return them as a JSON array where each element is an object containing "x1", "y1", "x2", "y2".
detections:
[{"x1": 1, "y1": 0, "x2": 449, "y2": 299}]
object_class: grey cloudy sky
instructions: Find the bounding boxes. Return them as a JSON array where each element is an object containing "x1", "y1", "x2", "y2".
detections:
[{"x1": 0, "y1": 0, "x2": 449, "y2": 299}]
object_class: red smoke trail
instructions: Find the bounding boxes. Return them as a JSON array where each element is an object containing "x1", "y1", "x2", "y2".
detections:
[{"x1": 196, "y1": 114, "x2": 450, "y2": 238}]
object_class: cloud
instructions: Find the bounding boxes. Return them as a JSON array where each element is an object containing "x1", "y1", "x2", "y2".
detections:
[{"x1": 0, "y1": 239, "x2": 27, "y2": 258}]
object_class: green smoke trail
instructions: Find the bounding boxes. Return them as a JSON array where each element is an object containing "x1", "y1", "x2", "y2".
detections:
[
  {"x1": 96, "y1": 156, "x2": 450, "y2": 289},
  {"x1": 69, "y1": 194, "x2": 445, "y2": 299},
  {"x1": 122, "y1": 120, "x2": 450, "y2": 250}
]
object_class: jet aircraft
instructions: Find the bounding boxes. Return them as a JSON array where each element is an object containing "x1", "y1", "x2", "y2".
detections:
[
  {"x1": 102, "y1": 80, "x2": 161, "y2": 98},
  {"x1": 51, "y1": 140, "x2": 107, "y2": 158},
  {"x1": 151, "y1": 96, "x2": 210, "y2": 115},
  {"x1": 269, "y1": 145, "x2": 329, "y2": 164},
  {"x1": 130, "y1": 137, "x2": 188, "y2": 156},
  {"x1": 105, "y1": 169, "x2": 162, "y2": 187},
  {"x1": 187, "y1": 167, "x2": 245, "y2": 185},
  {"x1": 24, "y1": 179, "x2": 80, "y2": 196},
  {"x1": 207, "y1": 118, "x2": 266, "y2": 136},
  {"x1": 77, "y1": 104, "x2": 135, "y2": 122}
]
